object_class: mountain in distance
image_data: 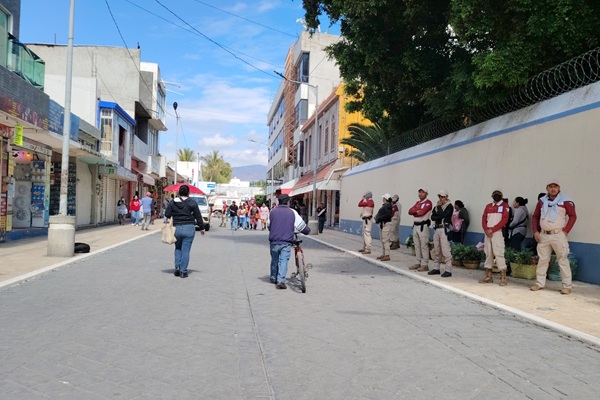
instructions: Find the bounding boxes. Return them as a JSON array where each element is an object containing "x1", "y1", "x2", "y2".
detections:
[{"x1": 231, "y1": 164, "x2": 268, "y2": 182}]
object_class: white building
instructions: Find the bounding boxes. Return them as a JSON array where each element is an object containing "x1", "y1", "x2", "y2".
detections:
[
  {"x1": 26, "y1": 44, "x2": 167, "y2": 225},
  {"x1": 267, "y1": 31, "x2": 342, "y2": 213}
]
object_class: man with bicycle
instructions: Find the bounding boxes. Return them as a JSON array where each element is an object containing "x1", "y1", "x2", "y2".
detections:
[{"x1": 268, "y1": 194, "x2": 311, "y2": 289}]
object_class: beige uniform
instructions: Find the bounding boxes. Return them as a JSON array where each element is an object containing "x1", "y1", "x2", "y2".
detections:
[
  {"x1": 359, "y1": 199, "x2": 375, "y2": 251},
  {"x1": 409, "y1": 199, "x2": 433, "y2": 267},
  {"x1": 532, "y1": 197, "x2": 577, "y2": 289},
  {"x1": 390, "y1": 203, "x2": 401, "y2": 244}
]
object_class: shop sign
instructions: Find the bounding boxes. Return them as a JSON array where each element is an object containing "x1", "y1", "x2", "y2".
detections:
[
  {"x1": 48, "y1": 100, "x2": 80, "y2": 141},
  {"x1": 99, "y1": 165, "x2": 116, "y2": 175},
  {"x1": 0, "y1": 96, "x2": 48, "y2": 129},
  {"x1": 0, "y1": 123, "x2": 13, "y2": 139},
  {"x1": 13, "y1": 124, "x2": 23, "y2": 146},
  {"x1": 17, "y1": 138, "x2": 52, "y2": 156}
]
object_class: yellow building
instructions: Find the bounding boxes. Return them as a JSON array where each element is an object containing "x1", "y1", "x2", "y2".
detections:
[{"x1": 289, "y1": 83, "x2": 372, "y2": 227}]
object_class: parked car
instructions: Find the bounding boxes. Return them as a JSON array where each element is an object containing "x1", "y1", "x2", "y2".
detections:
[{"x1": 189, "y1": 194, "x2": 211, "y2": 231}]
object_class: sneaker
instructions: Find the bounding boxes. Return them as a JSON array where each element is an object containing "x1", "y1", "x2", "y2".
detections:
[
  {"x1": 409, "y1": 264, "x2": 421, "y2": 270},
  {"x1": 131, "y1": 223, "x2": 135, "y2": 226},
  {"x1": 417, "y1": 265, "x2": 429, "y2": 272},
  {"x1": 362, "y1": 250, "x2": 371, "y2": 255},
  {"x1": 174, "y1": 269, "x2": 180, "y2": 277},
  {"x1": 441, "y1": 271, "x2": 452, "y2": 278},
  {"x1": 180, "y1": 272, "x2": 188, "y2": 278},
  {"x1": 428, "y1": 269, "x2": 441, "y2": 275},
  {"x1": 560, "y1": 288, "x2": 572, "y2": 295},
  {"x1": 276, "y1": 282, "x2": 287, "y2": 289},
  {"x1": 530, "y1": 284, "x2": 544, "y2": 291}
]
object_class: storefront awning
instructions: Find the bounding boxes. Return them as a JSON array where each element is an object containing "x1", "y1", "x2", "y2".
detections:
[
  {"x1": 289, "y1": 162, "x2": 347, "y2": 197},
  {"x1": 132, "y1": 167, "x2": 156, "y2": 186}
]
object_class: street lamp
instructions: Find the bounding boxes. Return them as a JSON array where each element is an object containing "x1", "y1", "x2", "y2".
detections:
[
  {"x1": 274, "y1": 71, "x2": 319, "y2": 234},
  {"x1": 173, "y1": 102, "x2": 179, "y2": 184},
  {"x1": 248, "y1": 139, "x2": 274, "y2": 205}
]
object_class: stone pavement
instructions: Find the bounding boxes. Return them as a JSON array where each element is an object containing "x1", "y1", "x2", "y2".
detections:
[
  {"x1": 1, "y1": 224, "x2": 599, "y2": 399},
  {"x1": 2, "y1": 224, "x2": 599, "y2": 343}
]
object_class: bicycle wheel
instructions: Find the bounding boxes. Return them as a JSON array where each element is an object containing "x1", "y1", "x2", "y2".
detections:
[{"x1": 296, "y1": 251, "x2": 306, "y2": 293}]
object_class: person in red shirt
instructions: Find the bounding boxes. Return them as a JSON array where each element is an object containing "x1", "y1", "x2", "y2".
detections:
[
  {"x1": 479, "y1": 189, "x2": 510, "y2": 285},
  {"x1": 530, "y1": 180, "x2": 577, "y2": 294},
  {"x1": 408, "y1": 188, "x2": 433, "y2": 271},
  {"x1": 129, "y1": 195, "x2": 141, "y2": 226},
  {"x1": 358, "y1": 191, "x2": 375, "y2": 254}
]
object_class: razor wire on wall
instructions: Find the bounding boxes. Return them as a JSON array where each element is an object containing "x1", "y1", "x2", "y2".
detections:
[{"x1": 384, "y1": 47, "x2": 600, "y2": 155}]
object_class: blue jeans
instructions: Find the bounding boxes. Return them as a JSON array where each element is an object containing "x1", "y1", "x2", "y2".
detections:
[
  {"x1": 130, "y1": 210, "x2": 139, "y2": 224},
  {"x1": 270, "y1": 243, "x2": 292, "y2": 283},
  {"x1": 230, "y1": 215, "x2": 238, "y2": 230},
  {"x1": 174, "y1": 224, "x2": 195, "y2": 273}
]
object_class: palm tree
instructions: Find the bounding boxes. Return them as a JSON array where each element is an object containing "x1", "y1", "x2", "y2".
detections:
[
  {"x1": 177, "y1": 148, "x2": 196, "y2": 162},
  {"x1": 341, "y1": 123, "x2": 396, "y2": 162},
  {"x1": 200, "y1": 150, "x2": 232, "y2": 183}
]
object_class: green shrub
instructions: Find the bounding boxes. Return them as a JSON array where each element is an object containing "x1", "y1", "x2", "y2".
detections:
[
  {"x1": 512, "y1": 250, "x2": 535, "y2": 265},
  {"x1": 462, "y1": 245, "x2": 483, "y2": 263},
  {"x1": 404, "y1": 235, "x2": 414, "y2": 248},
  {"x1": 451, "y1": 243, "x2": 466, "y2": 260}
]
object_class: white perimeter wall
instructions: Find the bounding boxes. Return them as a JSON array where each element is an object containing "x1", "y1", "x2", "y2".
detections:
[{"x1": 339, "y1": 81, "x2": 600, "y2": 284}]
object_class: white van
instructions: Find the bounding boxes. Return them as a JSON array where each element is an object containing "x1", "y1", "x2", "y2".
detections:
[{"x1": 189, "y1": 194, "x2": 211, "y2": 231}]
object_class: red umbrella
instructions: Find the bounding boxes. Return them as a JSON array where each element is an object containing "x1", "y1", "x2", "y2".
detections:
[{"x1": 163, "y1": 184, "x2": 205, "y2": 195}]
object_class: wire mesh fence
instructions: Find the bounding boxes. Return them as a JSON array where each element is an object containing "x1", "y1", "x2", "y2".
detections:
[{"x1": 383, "y1": 47, "x2": 600, "y2": 156}]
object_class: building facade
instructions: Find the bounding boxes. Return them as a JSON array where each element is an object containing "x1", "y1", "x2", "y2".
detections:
[{"x1": 267, "y1": 31, "x2": 342, "y2": 207}]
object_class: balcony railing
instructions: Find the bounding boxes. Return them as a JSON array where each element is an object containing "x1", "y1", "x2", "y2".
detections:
[{"x1": 1, "y1": 33, "x2": 45, "y2": 90}]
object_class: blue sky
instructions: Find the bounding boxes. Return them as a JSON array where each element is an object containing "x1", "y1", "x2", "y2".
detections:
[{"x1": 19, "y1": 0, "x2": 339, "y2": 167}]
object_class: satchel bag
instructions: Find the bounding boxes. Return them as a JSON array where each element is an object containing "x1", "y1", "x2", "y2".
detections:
[{"x1": 161, "y1": 218, "x2": 177, "y2": 244}]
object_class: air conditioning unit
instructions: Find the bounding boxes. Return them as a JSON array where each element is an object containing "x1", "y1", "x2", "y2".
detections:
[{"x1": 338, "y1": 146, "x2": 344, "y2": 153}]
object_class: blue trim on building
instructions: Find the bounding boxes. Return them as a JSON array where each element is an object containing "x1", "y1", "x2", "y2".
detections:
[
  {"x1": 2, "y1": 227, "x2": 48, "y2": 242},
  {"x1": 345, "y1": 100, "x2": 600, "y2": 177},
  {"x1": 339, "y1": 219, "x2": 599, "y2": 285},
  {"x1": 98, "y1": 101, "x2": 136, "y2": 128}
]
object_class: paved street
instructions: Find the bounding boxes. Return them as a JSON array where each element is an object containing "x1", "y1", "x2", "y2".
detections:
[{"x1": 1, "y1": 227, "x2": 599, "y2": 399}]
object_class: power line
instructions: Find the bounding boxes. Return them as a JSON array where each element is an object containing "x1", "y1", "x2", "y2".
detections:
[
  {"x1": 104, "y1": 0, "x2": 161, "y2": 115},
  {"x1": 124, "y1": 0, "x2": 284, "y2": 70},
  {"x1": 190, "y1": 0, "x2": 296, "y2": 38},
  {"x1": 154, "y1": 0, "x2": 279, "y2": 79}
]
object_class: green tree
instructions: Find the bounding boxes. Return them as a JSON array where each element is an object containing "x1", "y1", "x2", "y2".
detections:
[
  {"x1": 302, "y1": 0, "x2": 453, "y2": 132},
  {"x1": 448, "y1": 0, "x2": 600, "y2": 108},
  {"x1": 341, "y1": 122, "x2": 396, "y2": 162},
  {"x1": 177, "y1": 148, "x2": 196, "y2": 162},
  {"x1": 303, "y1": 0, "x2": 600, "y2": 125},
  {"x1": 200, "y1": 150, "x2": 232, "y2": 184}
]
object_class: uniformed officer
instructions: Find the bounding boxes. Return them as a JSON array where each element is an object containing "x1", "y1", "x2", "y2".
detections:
[
  {"x1": 358, "y1": 191, "x2": 375, "y2": 254},
  {"x1": 429, "y1": 190, "x2": 453, "y2": 277},
  {"x1": 479, "y1": 189, "x2": 510, "y2": 286},
  {"x1": 408, "y1": 188, "x2": 433, "y2": 271},
  {"x1": 530, "y1": 180, "x2": 577, "y2": 294},
  {"x1": 375, "y1": 193, "x2": 394, "y2": 261}
]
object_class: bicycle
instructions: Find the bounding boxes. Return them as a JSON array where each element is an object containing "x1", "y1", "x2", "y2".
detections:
[{"x1": 290, "y1": 233, "x2": 312, "y2": 293}]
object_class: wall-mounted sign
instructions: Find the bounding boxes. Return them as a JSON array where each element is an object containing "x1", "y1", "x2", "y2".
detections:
[{"x1": 13, "y1": 124, "x2": 23, "y2": 146}]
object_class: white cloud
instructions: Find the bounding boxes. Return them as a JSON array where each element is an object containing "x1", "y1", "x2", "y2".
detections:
[
  {"x1": 198, "y1": 133, "x2": 236, "y2": 148},
  {"x1": 258, "y1": 0, "x2": 281, "y2": 13}
]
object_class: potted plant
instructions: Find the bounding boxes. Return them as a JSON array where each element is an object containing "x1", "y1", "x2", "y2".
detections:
[
  {"x1": 547, "y1": 254, "x2": 578, "y2": 281},
  {"x1": 450, "y1": 243, "x2": 466, "y2": 267},
  {"x1": 461, "y1": 245, "x2": 483, "y2": 269},
  {"x1": 404, "y1": 235, "x2": 415, "y2": 256},
  {"x1": 510, "y1": 250, "x2": 537, "y2": 279}
]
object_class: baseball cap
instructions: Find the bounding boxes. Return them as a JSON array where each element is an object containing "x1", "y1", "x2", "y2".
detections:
[
  {"x1": 492, "y1": 189, "x2": 503, "y2": 195},
  {"x1": 382, "y1": 193, "x2": 391, "y2": 199},
  {"x1": 437, "y1": 189, "x2": 448, "y2": 197},
  {"x1": 547, "y1": 179, "x2": 560, "y2": 186},
  {"x1": 418, "y1": 188, "x2": 428, "y2": 194},
  {"x1": 392, "y1": 194, "x2": 399, "y2": 202}
]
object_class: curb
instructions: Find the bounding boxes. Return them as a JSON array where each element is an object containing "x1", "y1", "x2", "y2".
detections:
[{"x1": 307, "y1": 235, "x2": 600, "y2": 348}]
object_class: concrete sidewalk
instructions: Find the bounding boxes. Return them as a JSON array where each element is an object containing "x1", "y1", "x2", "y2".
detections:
[{"x1": 2, "y1": 224, "x2": 599, "y2": 344}]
